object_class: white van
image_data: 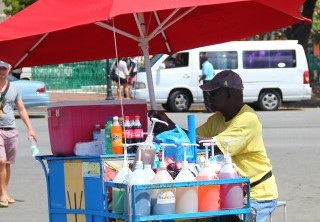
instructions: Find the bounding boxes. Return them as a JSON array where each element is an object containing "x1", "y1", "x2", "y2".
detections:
[{"x1": 132, "y1": 40, "x2": 312, "y2": 111}]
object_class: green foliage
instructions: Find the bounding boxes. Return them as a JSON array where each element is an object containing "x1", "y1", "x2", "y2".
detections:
[
  {"x1": 3, "y1": 0, "x2": 36, "y2": 16},
  {"x1": 312, "y1": 0, "x2": 320, "y2": 43}
]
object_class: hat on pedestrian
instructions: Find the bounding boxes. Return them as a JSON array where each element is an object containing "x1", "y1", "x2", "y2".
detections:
[
  {"x1": 0, "y1": 61, "x2": 11, "y2": 69},
  {"x1": 200, "y1": 70, "x2": 244, "y2": 91}
]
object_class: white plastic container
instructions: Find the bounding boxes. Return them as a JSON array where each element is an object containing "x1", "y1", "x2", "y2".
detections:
[
  {"x1": 112, "y1": 144, "x2": 132, "y2": 214},
  {"x1": 144, "y1": 164, "x2": 155, "y2": 181},
  {"x1": 174, "y1": 143, "x2": 198, "y2": 213},
  {"x1": 151, "y1": 143, "x2": 176, "y2": 215},
  {"x1": 126, "y1": 149, "x2": 151, "y2": 216}
]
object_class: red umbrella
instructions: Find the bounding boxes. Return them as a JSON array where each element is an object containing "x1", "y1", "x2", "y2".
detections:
[{"x1": 0, "y1": 0, "x2": 309, "y2": 109}]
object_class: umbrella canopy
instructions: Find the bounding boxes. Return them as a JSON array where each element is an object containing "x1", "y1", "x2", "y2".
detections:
[{"x1": 0, "y1": 0, "x2": 309, "y2": 109}]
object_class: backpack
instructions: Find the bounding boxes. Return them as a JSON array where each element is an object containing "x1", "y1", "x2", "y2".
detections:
[{"x1": 110, "y1": 66, "x2": 118, "y2": 81}]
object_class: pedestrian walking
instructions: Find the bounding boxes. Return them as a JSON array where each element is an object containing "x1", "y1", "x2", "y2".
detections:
[{"x1": 0, "y1": 60, "x2": 37, "y2": 208}]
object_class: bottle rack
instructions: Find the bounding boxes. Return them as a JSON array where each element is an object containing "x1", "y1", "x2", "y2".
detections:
[
  {"x1": 36, "y1": 155, "x2": 251, "y2": 222},
  {"x1": 106, "y1": 178, "x2": 250, "y2": 222}
]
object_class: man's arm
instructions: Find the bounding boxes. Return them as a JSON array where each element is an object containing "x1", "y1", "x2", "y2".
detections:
[
  {"x1": 148, "y1": 110, "x2": 222, "y2": 154},
  {"x1": 15, "y1": 99, "x2": 37, "y2": 141}
]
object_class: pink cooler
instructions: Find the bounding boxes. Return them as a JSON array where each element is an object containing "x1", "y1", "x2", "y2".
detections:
[{"x1": 47, "y1": 99, "x2": 147, "y2": 156}]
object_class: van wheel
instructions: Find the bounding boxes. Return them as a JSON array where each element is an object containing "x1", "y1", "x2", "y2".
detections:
[
  {"x1": 258, "y1": 90, "x2": 281, "y2": 111},
  {"x1": 161, "y1": 103, "x2": 170, "y2": 111},
  {"x1": 168, "y1": 90, "x2": 191, "y2": 112}
]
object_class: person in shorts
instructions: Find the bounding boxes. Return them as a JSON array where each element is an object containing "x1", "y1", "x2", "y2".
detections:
[
  {"x1": 128, "y1": 57, "x2": 138, "y2": 86},
  {"x1": 0, "y1": 61, "x2": 37, "y2": 208},
  {"x1": 111, "y1": 57, "x2": 130, "y2": 99}
]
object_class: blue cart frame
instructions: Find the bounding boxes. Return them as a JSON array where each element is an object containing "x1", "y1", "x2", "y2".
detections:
[{"x1": 36, "y1": 155, "x2": 251, "y2": 222}]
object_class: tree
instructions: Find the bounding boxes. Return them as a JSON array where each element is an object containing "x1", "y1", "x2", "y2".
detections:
[
  {"x1": 312, "y1": 0, "x2": 320, "y2": 43},
  {"x1": 3, "y1": 0, "x2": 36, "y2": 16},
  {"x1": 284, "y1": 0, "x2": 316, "y2": 53}
]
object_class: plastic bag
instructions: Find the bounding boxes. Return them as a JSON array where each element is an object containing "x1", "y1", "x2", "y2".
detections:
[{"x1": 156, "y1": 124, "x2": 195, "y2": 162}]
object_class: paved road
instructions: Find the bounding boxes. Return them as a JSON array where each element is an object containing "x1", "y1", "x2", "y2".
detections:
[{"x1": 1, "y1": 107, "x2": 320, "y2": 222}]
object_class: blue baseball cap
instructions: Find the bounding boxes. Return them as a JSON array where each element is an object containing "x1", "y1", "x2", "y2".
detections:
[{"x1": 200, "y1": 70, "x2": 243, "y2": 91}]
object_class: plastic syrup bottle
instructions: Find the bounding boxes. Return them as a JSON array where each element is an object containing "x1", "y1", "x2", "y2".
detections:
[
  {"x1": 218, "y1": 139, "x2": 244, "y2": 209},
  {"x1": 93, "y1": 124, "x2": 101, "y2": 141},
  {"x1": 105, "y1": 117, "x2": 113, "y2": 155},
  {"x1": 30, "y1": 137, "x2": 40, "y2": 158},
  {"x1": 123, "y1": 115, "x2": 135, "y2": 153},
  {"x1": 132, "y1": 118, "x2": 168, "y2": 170},
  {"x1": 174, "y1": 143, "x2": 199, "y2": 213},
  {"x1": 128, "y1": 148, "x2": 151, "y2": 216},
  {"x1": 144, "y1": 164, "x2": 155, "y2": 181},
  {"x1": 133, "y1": 115, "x2": 144, "y2": 144},
  {"x1": 151, "y1": 143, "x2": 176, "y2": 215},
  {"x1": 197, "y1": 141, "x2": 220, "y2": 211},
  {"x1": 209, "y1": 141, "x2": 223, "y2": 174},
  {"x1": 111, "y1": 116, "x2": 123, "y2": 154},
  {"x1": 112, "y1": 144, "x2": 132, "y2": 214}
]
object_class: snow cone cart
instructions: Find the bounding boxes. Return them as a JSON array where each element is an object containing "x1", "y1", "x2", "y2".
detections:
[{"x1": 36, "y1": 100, "x2": 251, "y2": 222}]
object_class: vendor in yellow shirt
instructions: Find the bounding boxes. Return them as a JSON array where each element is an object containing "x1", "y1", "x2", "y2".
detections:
[{"x1": 149, "y1": 70, "x2": 278, "y2": 222}]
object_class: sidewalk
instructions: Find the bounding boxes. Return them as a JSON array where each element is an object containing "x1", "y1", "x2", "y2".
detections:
[
  {"x1": 49, "y1": 91, "x2": 108, "y2": 103},
  {"x1": 44, "y1": 90, "x2": 320, "y2": 111}
]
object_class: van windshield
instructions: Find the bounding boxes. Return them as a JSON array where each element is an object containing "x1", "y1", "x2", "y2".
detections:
[{"x1": 139, "y1": 54, "x2": 163, "y2": 71}]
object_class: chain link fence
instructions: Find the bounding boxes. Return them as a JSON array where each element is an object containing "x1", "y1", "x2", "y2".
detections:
[{"x1": 32, "y1": 59, "x2": 115, "y2": 93}]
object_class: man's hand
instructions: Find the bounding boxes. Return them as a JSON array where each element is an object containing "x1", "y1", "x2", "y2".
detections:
[{"x1": 199, "y1": 74, "x2": 206, "y2": 83}]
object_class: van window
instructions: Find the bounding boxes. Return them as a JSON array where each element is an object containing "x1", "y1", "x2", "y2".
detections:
[
  {"x1": 243, "y1": 50, "x2": 296, "y2": 69},
  {"x1": 139, "y1": 54, "x2": 164, "y2": 72},
  {"x1": 163, "y1": 52, "x2": 189, "y2": 69},
  {"x1": 201, "y1": 51, "x2": 238, "y2": 70}
]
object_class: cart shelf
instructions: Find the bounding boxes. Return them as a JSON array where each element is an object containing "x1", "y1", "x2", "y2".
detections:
[{"x1": 36, "y1": 155, "x2": 251, "y2": 222}]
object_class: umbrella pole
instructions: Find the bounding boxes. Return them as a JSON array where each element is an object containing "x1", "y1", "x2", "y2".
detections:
[
  {"x1": 105, "y1": 59, "x2": 114, "y2": 100},
  {"x1": 140, "y1": 41, "x2": 157, "y2": 110}
]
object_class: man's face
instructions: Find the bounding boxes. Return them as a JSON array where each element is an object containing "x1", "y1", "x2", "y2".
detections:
[
  {"x1": 0, "y1": 66, "x2": 9, "y2": 79},
  {"x1": 207, "y1": 88, "x2": 229, "y2": 112}
]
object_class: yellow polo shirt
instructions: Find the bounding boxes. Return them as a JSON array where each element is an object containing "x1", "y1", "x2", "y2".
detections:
[{"x1": 196, "y1": 104, "x2": 278, "y2": 200}]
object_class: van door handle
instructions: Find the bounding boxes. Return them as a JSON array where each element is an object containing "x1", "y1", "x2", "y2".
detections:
[{"x1": 183, "y1": 74, "x2": 191, "y2": 78}]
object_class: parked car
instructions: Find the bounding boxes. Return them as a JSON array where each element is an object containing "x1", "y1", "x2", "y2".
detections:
[{"x1": 8, "y1": 74, "x2": 50, "y2": 108}]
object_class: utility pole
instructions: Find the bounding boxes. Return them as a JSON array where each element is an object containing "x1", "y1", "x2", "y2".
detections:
[{"x1": 106, "y1": 59, "x2": 114, "y2": 100}]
